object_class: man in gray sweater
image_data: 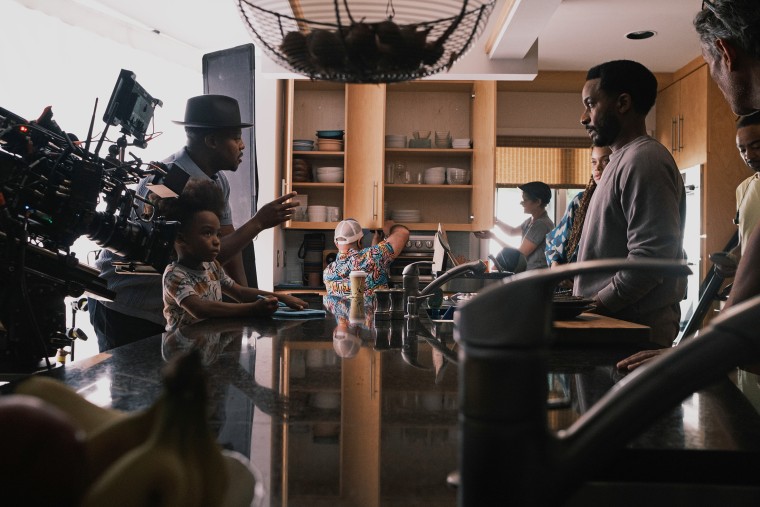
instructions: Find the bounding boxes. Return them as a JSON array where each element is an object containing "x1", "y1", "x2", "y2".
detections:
[{"x1": 574, "y1": 60, "x2": 687, "y2": 346}]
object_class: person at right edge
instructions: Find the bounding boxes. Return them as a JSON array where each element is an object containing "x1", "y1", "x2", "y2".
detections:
[
  {"x1": 619, "y1": 0, "x2": 760, "y2": 371},
  {"x1": 574, "y1": 59, "x2": 687, "y2": 348},
  {"x1": 733, "y1": 112, "x2": 760, "y2": 258}
]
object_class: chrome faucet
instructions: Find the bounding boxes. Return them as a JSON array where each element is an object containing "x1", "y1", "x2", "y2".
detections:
[
  {"x1": 402, "y1": 259, "x2": 488, "y2": 317},
  {"x1": 454, "y1": 258, "x2": 709, "y2": 505}
]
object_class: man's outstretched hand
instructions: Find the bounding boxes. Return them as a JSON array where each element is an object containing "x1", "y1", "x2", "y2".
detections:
[{"x1": 254, "y1": 192, "x2": 298, "y2": 229}]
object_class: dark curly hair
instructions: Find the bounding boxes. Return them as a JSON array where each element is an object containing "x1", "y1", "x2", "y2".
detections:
[
  {"x1": 737, "y1": 110, "x2": 760, "y2": 128},
  {"x1": 586, "y1": 60, "x2": 658, "y2": 116},
  {"x1": 157, "y1": 178, "x2": 225, "y2": 232},
  {"x1": 695, "y1": 0, "x2": 760, "y2": 61}
]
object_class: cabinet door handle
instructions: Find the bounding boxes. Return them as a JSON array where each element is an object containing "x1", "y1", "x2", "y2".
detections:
[
  {"x1": 373, "y1": 181, "x2": 378, "y2": 221},
  {"x1": 670, "y1": 117, "x2": 677, "y2": 153},
  {"x1": 678, "y1": 115, "x2": 684, "y2": 152}
]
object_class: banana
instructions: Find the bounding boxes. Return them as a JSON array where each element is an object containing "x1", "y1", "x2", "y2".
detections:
[
  {"x1": 80, "y1": 446, "x2": 192, "y2": 507},
  {"x1": 84, "y1": 400, "x2": 161, "y2": 485},
  {"x1": 80, "y1": 350, "x2": 229, "y2": 506},
  {"x1": 13, "y1": 375, "x2": 125, "y2": 434}
]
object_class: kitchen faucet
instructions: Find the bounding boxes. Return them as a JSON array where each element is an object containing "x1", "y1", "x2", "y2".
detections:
[
  {"x1": 402, "y1": 259, "x2": 489, "y2": 318},
  {"x1": 447, "y1": 258, "x2": 760, "y2": 506}
]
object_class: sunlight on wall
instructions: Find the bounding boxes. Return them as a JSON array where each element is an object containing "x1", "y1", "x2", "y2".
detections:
[
  {"x1": 1, "y1": 2, "x2": 204, "y2": 360},
  {"x1": 1, "y1": 3, "x2": 202, "y2": 162}
]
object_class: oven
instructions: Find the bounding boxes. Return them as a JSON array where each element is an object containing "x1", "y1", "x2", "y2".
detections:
[{"x1": 389, "y1": 234, "x2": 436, "y2": 287}]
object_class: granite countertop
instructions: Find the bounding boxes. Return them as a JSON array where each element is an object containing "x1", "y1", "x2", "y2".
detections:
[{"x1": 4, "y1": 295, "x2": 760, "y2": 506}]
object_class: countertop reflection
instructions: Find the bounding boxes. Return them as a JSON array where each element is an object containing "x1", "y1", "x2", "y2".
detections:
[{"x1": 5, "y1": 295, "x2": 760, "y2": 506}]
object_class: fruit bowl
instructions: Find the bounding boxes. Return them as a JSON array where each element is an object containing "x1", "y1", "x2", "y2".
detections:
[{"x1": 221, "y1": 450, "x2": 265, "y2": 507}]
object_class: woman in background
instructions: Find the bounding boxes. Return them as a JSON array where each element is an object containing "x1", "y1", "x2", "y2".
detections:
[
  {"x1": 476, "y1": 181, "x2": 554, "y2": 271},
  {"x1": 545, "y1": 145, "x2": 612, "y2": 268}
]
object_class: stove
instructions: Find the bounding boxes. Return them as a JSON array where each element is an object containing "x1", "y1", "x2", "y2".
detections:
[{"x1": 389, "y1": 234, "x2": 436, "y2": 286}]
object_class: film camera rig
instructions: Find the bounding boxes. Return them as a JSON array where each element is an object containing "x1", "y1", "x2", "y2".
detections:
[{"x1": 0, "y1": 69, "x2": 179, "y2": 370}]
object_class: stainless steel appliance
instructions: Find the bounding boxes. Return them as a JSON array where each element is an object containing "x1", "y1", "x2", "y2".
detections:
[{"x1": 389, "y1": 234, "x2": 436, "y2": 286}]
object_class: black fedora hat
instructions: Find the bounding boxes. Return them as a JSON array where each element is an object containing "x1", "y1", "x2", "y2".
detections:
[{"x1": 172, "y1": 94, "x2": 253, "y2": 128}]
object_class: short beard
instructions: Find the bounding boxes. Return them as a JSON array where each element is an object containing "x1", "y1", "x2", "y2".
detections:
[{"x1": 592, "y1": 115, "x2": 622, "y2": 147}]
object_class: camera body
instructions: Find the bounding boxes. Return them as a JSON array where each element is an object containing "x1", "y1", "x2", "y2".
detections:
[{"x1": 0, "y1": 70, "x2": 176, "y2": 369}]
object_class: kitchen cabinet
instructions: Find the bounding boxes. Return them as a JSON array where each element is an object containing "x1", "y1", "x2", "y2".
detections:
[
  {"x1": 654, "y1": 60, "x2": 746, "y2": 324},
  {"x1": 283, "y1": 81, "x2": 346, "y2": 231},
  {"x1": 655, "y1": 65, "x2": 707, "y2": 169},
  {"x1": 282, "y1": 80, "x2": 496, "y2": 232}
]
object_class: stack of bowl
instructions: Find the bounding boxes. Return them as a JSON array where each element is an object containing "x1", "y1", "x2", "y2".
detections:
[
  {"x1": 452, "y1": 138, "x2": 471, "y2": 149},
  {"x1": 423, "y1": 166, "x2": 446, "y2": 184},
  {"x1": 385, "y1": 134, "x2": 407, "y2": 148},
  {"x1": 317, "y1": 138, "x2": 343, "y2": 151},
  {"x1": 316, "y1": 130, "x2": 344, "y2": 151},
  {"x1": 447, "y1": 167, "x2": 470, "y2": 185},
  {"x1": 293, "y1": 139, "x2": 314, "y2": 151},
  {"x1": 292, "y1": 158, "x2": 312, "y2": 182},
  {"x1": 307, "y1": 205, "x2": 327, "y2": 222},
  {"x1": 315, "y1": 166, "x2": 344, "y2": 183}
]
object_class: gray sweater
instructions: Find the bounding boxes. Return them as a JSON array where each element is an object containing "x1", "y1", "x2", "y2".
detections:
[{"x1": 574, "y1": 136, "x2": 686, "y2": 345}]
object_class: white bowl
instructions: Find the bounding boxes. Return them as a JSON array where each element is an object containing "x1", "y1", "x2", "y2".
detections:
[
  {"x1": 221, "y1": 450, "x2": 265, "y2": 507},
  {"x1": 311, "y1": 392, "x2": 341, "y2": 410},
  {"x1": 316, "y1": 172, "x2": 344, "y2": 183},
  {"x1": 316, "y1": 166, "x2": 344, "y2": 173},
  {"x1": 424, "y1": 175, "x2": 446, "y2": 185}
]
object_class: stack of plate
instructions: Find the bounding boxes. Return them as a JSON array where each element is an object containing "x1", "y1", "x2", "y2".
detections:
[
  {"x1": 552, "y1": 295, "x2": 596, "y2": 320},
  {"x1": 423, "y1": 166, "x2": 446, "y2": 184},
  {"x1": 315, "y1": 166, "x2": 344, "y2": 183},
  {"x1": 293, "y1": 139, "x2": 314, "y2": 151},
  {"x1": 391, "y1": 209, "x2": 421, "y2": 222},
  {"x1": 385, "y1": 134, "x2": 407, "y2": 148},
  {"x1": 452, "y1": 138, "x2": 471, "y2": 149}
]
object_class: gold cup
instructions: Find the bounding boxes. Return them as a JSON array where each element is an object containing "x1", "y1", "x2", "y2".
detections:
[{"x1": 349, "y1": 270, "x2": 368, "y2": 298}]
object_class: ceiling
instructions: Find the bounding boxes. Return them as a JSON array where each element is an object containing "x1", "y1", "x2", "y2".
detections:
[
  {"x1": 14, "y1": 0, "x2": 706, "y2": 76},
  {"x1": 493, "y1": 0, "x2": 704, "y2": 73}
]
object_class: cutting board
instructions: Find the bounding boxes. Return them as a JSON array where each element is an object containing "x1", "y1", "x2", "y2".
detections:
[{"x1": 553, "y1": 313, "x2": 651, "y2": 344}]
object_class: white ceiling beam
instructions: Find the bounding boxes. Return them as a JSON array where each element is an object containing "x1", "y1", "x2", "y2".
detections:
[{"x1": 486, "y1": 0, "x2": 562, "y2": 60}]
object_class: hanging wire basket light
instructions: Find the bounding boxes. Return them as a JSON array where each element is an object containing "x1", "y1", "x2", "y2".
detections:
[{"x1": 236, "y1": 0, "x2": 496, "y2": 83}]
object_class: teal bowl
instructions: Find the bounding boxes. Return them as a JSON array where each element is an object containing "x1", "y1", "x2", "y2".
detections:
[{"x1": 316, "y1": 130, "x2": 344, "y2": 139}]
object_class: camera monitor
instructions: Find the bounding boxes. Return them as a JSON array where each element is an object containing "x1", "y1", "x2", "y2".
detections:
[{"x1": 102, "y1": 69, "x2": 162, "y2": 146}]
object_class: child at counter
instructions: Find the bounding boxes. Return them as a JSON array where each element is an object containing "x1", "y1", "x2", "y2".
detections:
[{"x1": 160, "y1": 178, "x2": 306, "y2": 330}]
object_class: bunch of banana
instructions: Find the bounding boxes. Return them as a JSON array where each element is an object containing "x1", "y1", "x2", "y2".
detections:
[
  {"x1": 14, "y1": 375, "x2": 127, "y2": 434},
  {"x1": 14, "y1": 349, "x2": 230, "y2": 506}
]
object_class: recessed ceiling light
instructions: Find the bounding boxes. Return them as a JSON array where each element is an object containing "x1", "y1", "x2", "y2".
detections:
[{"x1": 626, "y1": 30, "x2": 657, "y2": 40}]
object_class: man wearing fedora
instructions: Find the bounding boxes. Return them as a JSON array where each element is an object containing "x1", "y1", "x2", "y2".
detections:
[{"x1": 89, "y1": 94, "x2": 297, "y2": 351}]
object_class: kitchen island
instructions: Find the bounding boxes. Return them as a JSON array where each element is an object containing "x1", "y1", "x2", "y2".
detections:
[{"x1": 4, "y1": 297, "x2": 760, "y2": 506}]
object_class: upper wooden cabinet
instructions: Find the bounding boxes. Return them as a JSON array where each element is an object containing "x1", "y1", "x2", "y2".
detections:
[
  {"x1": 655, "y1": 66, "x2": 708, "y2": 169},
  {"x1": 654, "y1": 61, "x2": 746, "y2": 305},
  {"x1": 282, "y1": 80, "x2": 496, "y2": 232}
]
